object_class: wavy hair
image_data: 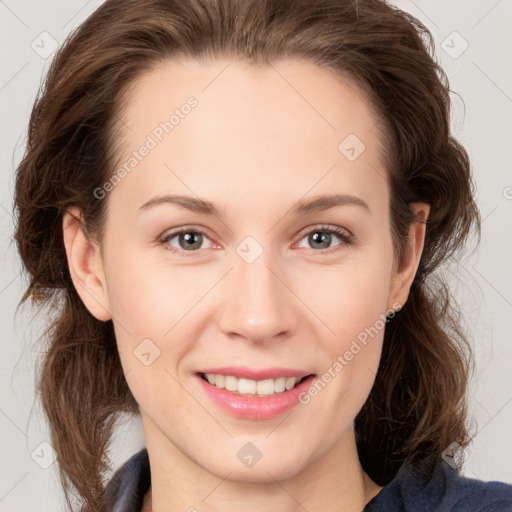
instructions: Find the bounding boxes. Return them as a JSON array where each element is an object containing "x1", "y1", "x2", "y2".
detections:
[{"x1": 13, "y1": 0, "x2": 480, "y2": 510}]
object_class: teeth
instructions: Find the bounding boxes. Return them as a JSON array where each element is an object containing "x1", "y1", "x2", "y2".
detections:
[
  {"x1": 203, "y1": 373, "x2": 306, "y2": 396},
  {"x1": 214, "y1": 374, "x2": 224, "y2": 388}
]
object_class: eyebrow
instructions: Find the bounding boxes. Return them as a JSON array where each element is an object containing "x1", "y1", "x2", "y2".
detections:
[{"x1": 138, "y1": 193, "x2": 370, "y2": 216}]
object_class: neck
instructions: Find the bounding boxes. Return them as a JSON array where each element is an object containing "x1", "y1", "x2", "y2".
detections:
[{"x1": 141, "y1": 420, "x2": 382, "y2": 512}]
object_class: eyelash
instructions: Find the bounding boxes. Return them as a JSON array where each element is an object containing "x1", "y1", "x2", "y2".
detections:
[{"x1": 157, "y1": 224, "x2": 353, "y2": 257}]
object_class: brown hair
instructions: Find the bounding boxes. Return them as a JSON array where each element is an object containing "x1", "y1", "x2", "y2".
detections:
[{"x1": 13, "y1": 0, "x2": 480, "y2": 510}]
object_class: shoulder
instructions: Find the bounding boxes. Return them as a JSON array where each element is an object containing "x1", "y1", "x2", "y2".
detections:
[
  {"x1": 441, "y1": 471, "x2": 512, "y2": 511},
  {"x1": 434, "y1": 464, "x2": 512, "y2": 511},
  {"x1": 364, "y1": 457, "x2": 512, "y2": 512}
]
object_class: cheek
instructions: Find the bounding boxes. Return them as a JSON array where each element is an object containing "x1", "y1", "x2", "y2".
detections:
[
  {"x1": 104, "y1": 253, "x2": 222, "y2": 394},
  {"x1": 301, "y1": 252, "x2": 392, "y2": 390},
  {"x1": 105, "y1": 251, "x2": 201, "y2": 336},
  {"x1": 306, "y1": 256, "x2": 392, "y2": 339},
  {"x1": 105, "y1": 261, "x2": 194, "y2": 412}
]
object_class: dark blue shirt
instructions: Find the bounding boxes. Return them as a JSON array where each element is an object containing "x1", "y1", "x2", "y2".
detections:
[{"x1": 104, "y1": 448, "x2": 512, "y2": 511}]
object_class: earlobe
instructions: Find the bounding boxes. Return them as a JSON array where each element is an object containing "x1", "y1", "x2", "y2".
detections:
[
  {"x1": 62, "y1": 207, "x2": 112, "y2": 321},
  {"x1": 387, "y1": 202, "x2": 430, "y2": 310}
]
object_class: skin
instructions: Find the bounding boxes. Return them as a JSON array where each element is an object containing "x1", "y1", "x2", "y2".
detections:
[{"x1": 63, "y1": 58, "x2": 429, "y2": 512}]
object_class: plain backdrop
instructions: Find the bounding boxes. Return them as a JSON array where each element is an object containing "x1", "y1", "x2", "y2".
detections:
[{"x1": 1, "y1": 1, "x2": 511, "y2": 510}]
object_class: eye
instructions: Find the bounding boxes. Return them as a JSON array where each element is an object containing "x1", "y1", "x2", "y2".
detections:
[
  {"x1": 158, "y1": 227, "x2": 214, "y2": 255},
  {"x1": 295, "y1": 224, "x2": 353, "y2": 254},
  {"x1": 158, "y1": 224, "x2": 353, "y2": 256}
]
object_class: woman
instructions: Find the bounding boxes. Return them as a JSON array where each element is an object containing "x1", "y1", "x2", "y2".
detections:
[{"x1": 13, "y1": 0, "x2": 512, "y2": 511}]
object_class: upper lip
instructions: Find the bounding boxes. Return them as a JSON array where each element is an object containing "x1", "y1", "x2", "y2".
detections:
[{"x1": 196, "y1": 366, "x2": 315, "y2": 380}]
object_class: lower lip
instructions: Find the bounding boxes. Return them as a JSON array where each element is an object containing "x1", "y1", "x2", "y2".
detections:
[{"x1": 196, "y1": 374, "x2": 316, "y2": 420}]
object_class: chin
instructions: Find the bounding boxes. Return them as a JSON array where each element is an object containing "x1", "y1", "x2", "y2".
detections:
[
  {"x1": 199, "y1": 443, "x2": 312, "y2": 484},
  {"x1": 216, "y1": 461, "x2": 304, "y2": 484}
]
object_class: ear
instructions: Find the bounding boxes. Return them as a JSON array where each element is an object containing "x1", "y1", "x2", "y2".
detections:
[
  {"x1": 62, "y1": 207, "x2": 112, "y2": 321},
  {"x1": 387, "y1": 202, "x2": 430, "y2": 311}
]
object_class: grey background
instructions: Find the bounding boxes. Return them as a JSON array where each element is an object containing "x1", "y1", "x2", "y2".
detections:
[{"x1": 1, "y1": 1, "x2": 511, "y2": 510}]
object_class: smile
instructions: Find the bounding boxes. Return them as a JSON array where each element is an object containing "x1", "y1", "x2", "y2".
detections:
[
  {"x1": 195, "y1": 369, "x2": 317, "y2": 420},
  {"x1": 199, "y1": 373, "x2": 310, "y2": 397}
]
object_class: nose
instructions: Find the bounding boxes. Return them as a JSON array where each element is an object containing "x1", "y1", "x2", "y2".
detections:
[{"x1": 217, "y1": 247, "x2": 297, "y2": 345}]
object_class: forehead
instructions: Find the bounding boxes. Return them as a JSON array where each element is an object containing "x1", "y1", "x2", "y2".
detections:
[{"x1": 109, "y1": 57, "x2": 388, "y2": 215}]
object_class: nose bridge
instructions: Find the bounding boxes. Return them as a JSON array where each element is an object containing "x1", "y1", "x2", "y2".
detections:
[{"x1": 218, "y1": 238, "x2": 295, "y2": 342}]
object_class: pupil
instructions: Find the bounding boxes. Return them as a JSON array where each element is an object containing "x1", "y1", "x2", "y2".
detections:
[
  {"x1": 181, "y1": 232, "x2": 201, "y2": 250},
  {"x1": 311, "y1": 231, "x2": 330, "y2": 249}
]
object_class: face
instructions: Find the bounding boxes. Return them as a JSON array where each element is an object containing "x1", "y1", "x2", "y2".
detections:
[{"x1": 64, "y1": 57, "x2": 427, "y2": 483}]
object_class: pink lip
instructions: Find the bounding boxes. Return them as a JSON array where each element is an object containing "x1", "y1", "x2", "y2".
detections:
[
  {"x1": 195, "y1": 372, "x2": 316, "y2": 420},
  {"x1": 196, "y1": 366, "x2": 312, "y2": 380}
]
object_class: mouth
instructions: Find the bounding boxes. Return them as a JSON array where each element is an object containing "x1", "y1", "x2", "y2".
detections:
[
  {"x1": 195, "y1": 370, "x2": 317, "y2": 420},
  {"x1": 194, "y1": 365, "x2": 318, "y2": 419},
  {"x1": 197, "y1": 372, "x2": 314, "y2": 397}
]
